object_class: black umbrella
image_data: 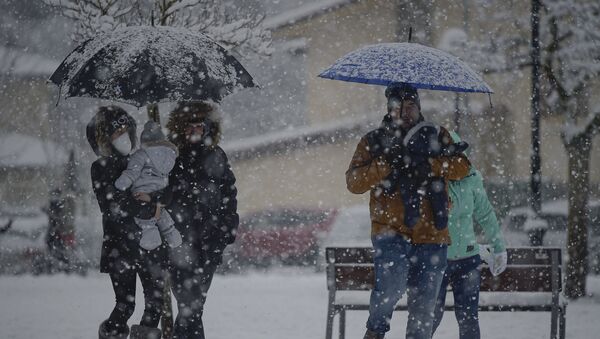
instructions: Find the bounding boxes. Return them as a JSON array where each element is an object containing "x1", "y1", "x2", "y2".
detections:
[{"x1": 50, "y1": 25, "x2": 256, "y2": 108}]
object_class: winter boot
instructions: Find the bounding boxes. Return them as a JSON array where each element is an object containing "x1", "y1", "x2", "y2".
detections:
[
  {"x1": 427, "y1": 177, "x2": 449, "y2": 230},
  {"x1": 156, "y1": 210, "x2": 182, "y2": 248},
  {"x1": 130, "y1": 324, "x2": 162, "y2": 339},
  {"x1": 135, "y1": 217, "x2": 163, "y2": 250},
  {"x1": 98, "y1": 319, "x2": 129, "y2": 339},
  {"x1": 363, "y1": 329, "x2": 385, "y2": 339}
]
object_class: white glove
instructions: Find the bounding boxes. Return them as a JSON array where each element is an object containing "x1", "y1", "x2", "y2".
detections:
[
  {"x1": 114, "y1": 175, "x2": 133, "y2": 191},
  {"x1": 479, "y1": 245, "x2": 507, "y2": 276},
  {"x1": 135, "y1": 217, "x2": 163, "y2": 250},
  {"x1": 479, "y1": 244, "x2": 492, "y2": 265},
  {"x1": 156, "y1": 210, "x2": 182, "y2": 248},
  {"x1": 491, "y1": 251, "x2": 508, "y2": 276}
]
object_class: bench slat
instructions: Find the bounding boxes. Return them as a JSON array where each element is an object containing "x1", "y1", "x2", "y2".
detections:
[
  {"x1": 334, "y1": 304, "x2": 562, "y2": 312},
  {"x1": 334, "y1": 266, "x2": 560, "y2": 292},
  {"x1": 327, "y1": 247, "x2": 561, "y2": 265},
  {"x1": 479, "y1": 267, "x2": 561, "y2": 292},
  {"x1": 507, "y1": 248, "x2": 562, "y2": 265}
]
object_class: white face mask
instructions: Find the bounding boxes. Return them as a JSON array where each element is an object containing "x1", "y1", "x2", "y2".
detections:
[
  {"x1": 188, "y1": 133, "x2": 203, "y2": 143},
  {"x1": 112, "y1": 133, "x2": 132, "y2": 155}
]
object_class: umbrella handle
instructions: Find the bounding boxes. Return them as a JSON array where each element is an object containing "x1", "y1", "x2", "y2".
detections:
[{"x1": 147, "y1": 103, "x2": 160, "y2": 124}]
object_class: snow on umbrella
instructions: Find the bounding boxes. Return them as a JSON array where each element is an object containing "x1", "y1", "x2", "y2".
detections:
[
  {"x1": 318, "y1": 42, "x2": 492, "y2": 93},
  {"x1": 49, "y1": 25, "x2": 257, "y2": 107}
]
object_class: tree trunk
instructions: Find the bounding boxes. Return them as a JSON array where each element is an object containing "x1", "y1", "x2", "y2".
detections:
[{"x1": 564, "y1": 134, "x2": 591, "y2": 298}]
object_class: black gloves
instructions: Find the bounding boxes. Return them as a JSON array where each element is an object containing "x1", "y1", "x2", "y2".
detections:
[{"x1": 440, "y1": 141, "x2": 469, "y2": 157}]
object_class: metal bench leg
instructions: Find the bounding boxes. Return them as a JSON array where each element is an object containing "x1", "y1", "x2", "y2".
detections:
[
  {"x1": 559, "y1": 305, "x2": 566, "y2": 339},
  {"x1": 338, "y1": 308, "x2": 346, "y2": 339},
  {"x1": 326, "y1": 305, "x2": 336, "y2": 339},
  {"x1": 550, "y1": 306, "x2": 558, "y2": 339}
]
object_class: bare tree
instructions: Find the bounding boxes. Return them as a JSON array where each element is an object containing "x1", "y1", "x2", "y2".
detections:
[
  {"x1": 466, "y1": 0, "x2": 600, "y2": 298},
  {"x1": 42, "y1": 0, "x2": 272, "y2": 56},
  {"x1": 540, "y1": 0, "x2": 600, "y2": 298}
]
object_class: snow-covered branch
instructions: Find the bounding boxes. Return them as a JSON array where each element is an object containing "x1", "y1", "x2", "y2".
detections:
[
  {"x1": 44, "y1": 0, "x2": 272, "y2": 57},
  {"x1": 42, "y1": 0, "x2": 133, "y2": 42}
]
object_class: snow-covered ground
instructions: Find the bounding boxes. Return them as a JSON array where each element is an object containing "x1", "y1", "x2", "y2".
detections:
[{"x1": 1, "y1": 269, "x2": 600, "y2": 339}]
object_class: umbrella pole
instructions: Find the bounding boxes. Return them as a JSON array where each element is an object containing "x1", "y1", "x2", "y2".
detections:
[
  {"x1": 454, "y1": 93, "x2": 461, "y2": 134},
  {"x1": 145, "y1": 102, "x2": 174, "y2": 338},
  {"x1": 147, "y1": 103, "x2": 160, "y2": 124}
]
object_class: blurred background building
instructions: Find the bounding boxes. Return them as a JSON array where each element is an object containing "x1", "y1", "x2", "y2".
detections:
[{"x1": 1, "y1": 0, "x2": 599, "y2": 220}]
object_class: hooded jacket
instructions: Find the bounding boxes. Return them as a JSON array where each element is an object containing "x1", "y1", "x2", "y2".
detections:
[
  {"x1": 447, "y1": 132, "x2": 505, "y2": 259},
  {"x1": 346, "y1": 118, "x2": 470, "y2": 244},
  {"x1": 166, "y1": 102, "x2": 238, "y2": 267},
  {"x1": 447, "y1": 167, "x2": 506, "y2": 259}
]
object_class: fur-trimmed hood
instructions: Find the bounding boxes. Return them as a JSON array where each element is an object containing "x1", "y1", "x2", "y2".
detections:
[
  {"x1": 166, "y1": 101, "x2": 222, "y2": 149},
  {"x1": 86, "y1": 106, "x2": 137, "y2": 157}
]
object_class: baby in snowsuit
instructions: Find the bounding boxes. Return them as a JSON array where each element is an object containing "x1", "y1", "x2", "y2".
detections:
[
  {"x1": 115, "y1": 121, "x2": 182, "y2": 250},
  {"x1": 399, "y1": 121, "x2": 468, "y2": 230}
]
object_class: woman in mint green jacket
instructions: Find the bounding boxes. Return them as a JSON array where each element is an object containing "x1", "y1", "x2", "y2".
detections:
[{"x1": 430, "y1": 133, "x2": 506, "y2": 339}]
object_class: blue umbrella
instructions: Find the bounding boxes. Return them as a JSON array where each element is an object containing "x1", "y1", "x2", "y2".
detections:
[{"x1": 318, "y1": 42, "x2": 492, "y2": 93}]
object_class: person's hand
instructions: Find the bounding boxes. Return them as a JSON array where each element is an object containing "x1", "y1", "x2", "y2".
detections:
[
  {"x1": 479, "y1": 245, "x2": 507, "y2": 276},
  {"x1": 365, "y1": 129, "x2": 403, "y2": 163},
  {"x1": 154, "y1": 204, "x2": 162, "y2": 219},
  {"x1": 365, "y1": 129, "x2": 392, "y2": 159},
  {"x1": 441, "y1": 141, "x2": 469, "y2": 156},
  {"x1": 386, "y1": 140, "x2": 404, "y2": 167},
  {"x1": 491, "y1": 251, "x2": 508, "y2": 276},
  {"x1": 134, "y1": 192, "x2": 152, "y2": 202}
]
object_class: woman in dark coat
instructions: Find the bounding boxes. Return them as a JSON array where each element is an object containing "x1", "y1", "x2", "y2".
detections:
[
  {"x1": 87, "y1": 106, "x2": 168, "y2": 339},
  {"x1": 165, "y1": 101, "x2": 239, "y2": 339}
]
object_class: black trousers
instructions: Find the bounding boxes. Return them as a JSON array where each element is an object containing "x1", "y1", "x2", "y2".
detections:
[
  {"x1": 170, "y1": 259, "x2": 218, "y2": 339},
  {"x1": 106, "y1": 258, "x2": 167, "y2": 332}
]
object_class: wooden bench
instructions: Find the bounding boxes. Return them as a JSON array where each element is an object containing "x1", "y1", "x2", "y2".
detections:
[{"x1": 325, "y1": 247, "x2": 567, "y2": 339}]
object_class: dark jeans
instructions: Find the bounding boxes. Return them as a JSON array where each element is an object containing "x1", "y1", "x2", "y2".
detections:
[
  {"x1": 106, "y1": 262, "x2": 166, "y2": 333},
  {"x1": 170, "y1": 243, "x2": 219, "y2": 339},
  {"x1": 432, "y1": 255, "x2": 481, "y2": 339},
  {"x1": 367, "y1": 234, "x2": 447, "y2": 339}
]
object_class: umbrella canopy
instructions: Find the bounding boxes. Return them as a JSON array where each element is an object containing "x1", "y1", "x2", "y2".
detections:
[
  {"x1": 318, "y1": 42, "x2": 492, "y2": 93},
  {"x1": 50, "y1": 26, "x2": 257, "y2": 107}
]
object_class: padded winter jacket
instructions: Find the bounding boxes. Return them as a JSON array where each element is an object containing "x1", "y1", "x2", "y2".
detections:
[
  {"x1": 346, "y1": 126, "x2": 470, "y2": 244},
  {"x1": 447, "y1": 167, "x2": 506, "y2": 260},
  {"x1": 167, "y1": 143, "x2": 239, "y2": 267}
]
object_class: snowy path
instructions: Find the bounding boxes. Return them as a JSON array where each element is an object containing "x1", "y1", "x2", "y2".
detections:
[{"x1": 1, "y1": 269, "x2": 600, "y2": 339}]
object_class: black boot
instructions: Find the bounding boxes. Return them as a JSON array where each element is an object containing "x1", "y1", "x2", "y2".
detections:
[
  {"x1": 130, "y1": 325, "x2": 162, "y2": 339},
  {"x1": 98, "y1": 319, "x2": 129, "y2": 339},
  {"x1": 363, "y1": 329, "x2": 385, "y2": 339}
]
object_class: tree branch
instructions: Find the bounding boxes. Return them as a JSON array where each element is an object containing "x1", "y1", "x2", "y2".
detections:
[{"x1": 585, "y1": 111, "x2": 600, "y2": 137}]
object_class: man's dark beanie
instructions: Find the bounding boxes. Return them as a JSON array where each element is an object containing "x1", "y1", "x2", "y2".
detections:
[{"x1": 385, "y1": 83, "x2": 420, "y2": 109}]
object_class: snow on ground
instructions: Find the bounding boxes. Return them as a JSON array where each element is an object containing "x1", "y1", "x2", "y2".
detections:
[{"x1": 1, "y1": 269, "x2": 600, "y2": 339}]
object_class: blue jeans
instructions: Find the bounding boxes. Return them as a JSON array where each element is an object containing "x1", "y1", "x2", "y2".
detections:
[
  {"x1": 431, "y1": 255, "x2": 481, "y2": 339},
  {"x1": 367, "y1": 234, "x2": 447, "y2": 339}
]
